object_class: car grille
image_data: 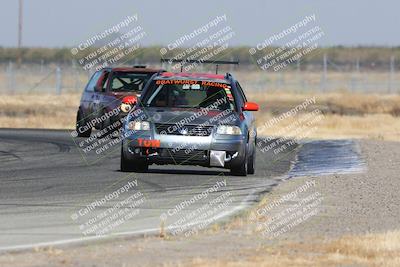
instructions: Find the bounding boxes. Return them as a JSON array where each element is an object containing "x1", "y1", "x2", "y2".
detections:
[
  {"x1": 158, "y1": 149, "x2": 208, "y2": 163},
  {"x1": 155, "y1": 123, "x2": 213, "y2": 136}
]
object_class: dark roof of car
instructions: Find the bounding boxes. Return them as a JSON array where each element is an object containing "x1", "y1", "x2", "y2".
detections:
[
  {"x1": 108, "y1": 67, "x2": 163, "y2": 73},
  {"x1": 158, "y1": 72, "x2": 227, "y2": 81}
]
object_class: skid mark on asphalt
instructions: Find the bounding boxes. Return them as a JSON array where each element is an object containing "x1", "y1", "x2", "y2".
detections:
[
  {"x1": 135, "y1": 177, "x2": 166, "y2": 192},
  {"x1": 288, "y1": 140, "x2": 366, "y2": 177},
  {"x1": 0, "y1": 150, "x2": 22, "y2": 162}
]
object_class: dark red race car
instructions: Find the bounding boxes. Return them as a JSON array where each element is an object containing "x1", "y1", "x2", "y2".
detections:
[{"x1": 75, "y1": 66, "x2": 163, "y2": 137}]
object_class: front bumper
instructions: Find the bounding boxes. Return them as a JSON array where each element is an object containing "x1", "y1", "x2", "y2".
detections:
[{"x1": 122, "y1": 128, "x2": 246, "y2": 168}]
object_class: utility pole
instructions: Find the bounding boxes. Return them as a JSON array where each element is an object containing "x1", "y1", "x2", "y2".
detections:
[{"x1": 17, "y1": 0, "x2": 23, "y2": 68}]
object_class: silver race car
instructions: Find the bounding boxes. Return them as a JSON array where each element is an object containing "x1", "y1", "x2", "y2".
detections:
[{"x1": 121, "y1": 61, "x2": 259, "y2": 176}]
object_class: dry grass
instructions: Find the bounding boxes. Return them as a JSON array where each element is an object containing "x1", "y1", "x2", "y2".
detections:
[
  {"x1": 0, "y1": 93, "x2": 80, "y2": 128},
  {"x1": 0, "y1": 92, "x2": 400, "y2": 141},
  {"x1": 249, "y1": 91, "x2": 400, "y2": 115},
  {"x1": 256, "y1": 112, "x2": 400, "y2": 141},
  {"x1": 184, "y1": 231, "x2": 400, "y2": 267},
  {"x1": 250, "y1": 92, "x2": 400, "y2": 142}
]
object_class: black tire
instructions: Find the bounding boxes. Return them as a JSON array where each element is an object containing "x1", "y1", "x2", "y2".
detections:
[
  {"x1": 97, "y1": 109, "x2": 111, "y2": 139},
  {"x1": 76, "y1": 110, "x2": 91, "y2": 137},
  {"x1": 120, "y1": 148, "x2": 149, "y2": 172},
  {"x1": 108, "y1": 116, "x2": 122, "y2": 139},
  {"x1": 230, "y1": 162, "x2": 247, "y2": 176},
  {"x1": 230, "y1": 151, "x2": 247, "y2": 176},
  {"x1": 247, "y1": 147, "x2": 256, "y2": 175},
  {"x1": 120, "y1": 149, "x2": 133, "y2": 172},
  {"x1": 100, "y1": 109, "x2": 111, "y2": 130}
]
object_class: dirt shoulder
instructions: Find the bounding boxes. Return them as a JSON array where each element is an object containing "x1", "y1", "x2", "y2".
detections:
[
  {"x1": 262, "y1": 139, "x2": 400, "y2": 241},
  {"x1": 1, "y1": 139, "x2": 399, "y2": 267}
]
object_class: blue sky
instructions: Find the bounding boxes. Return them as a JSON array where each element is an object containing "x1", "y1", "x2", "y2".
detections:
[{"x1": 0, "y1": 0, "x2": 398, "y2": 47}]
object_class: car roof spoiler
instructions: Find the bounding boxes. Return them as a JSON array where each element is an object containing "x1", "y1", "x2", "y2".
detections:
[{"x1": 160, "y1": 59, "x2": 239, "y2": 74}]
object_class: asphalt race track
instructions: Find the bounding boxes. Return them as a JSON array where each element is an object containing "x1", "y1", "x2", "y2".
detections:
[
  {"x1": 0, "y1": 129, "x2": 364, "y2": 251},
  {"x1": 0, "y1": 129, "x2": 299, "y2": 251}
]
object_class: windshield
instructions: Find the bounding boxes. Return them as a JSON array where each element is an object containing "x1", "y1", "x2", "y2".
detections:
[
  {"x1": 109, "y1": 72, "x2": 152, "y2": 92},
  {"x1": 143, "y1": 79, "x2": 235, "y2": 110}
]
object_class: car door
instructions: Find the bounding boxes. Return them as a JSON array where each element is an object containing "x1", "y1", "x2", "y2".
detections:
[
  {"x1": 92, "y1": 70, "x2": 110, "y2": 124},
  {"x1": 82, "y1": 70, "x2": 103, "y2": 120},
  {"x1": 98, "y1": 70, "x2": 112, "y2": 112}
]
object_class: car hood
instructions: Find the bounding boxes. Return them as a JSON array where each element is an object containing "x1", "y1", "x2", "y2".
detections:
[{"x1": 131, "y1": 107, "x2": 240, "y2": 126}]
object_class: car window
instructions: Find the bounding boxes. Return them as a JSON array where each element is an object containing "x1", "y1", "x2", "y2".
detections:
[
  {"x1": 101, "y1": 72, "x2": 110, "y2": 91},
  {"x1": 85, "y1": 71, "x2": 102, "y2": 92},
  {"x1": 235, "y1": 82, "x2": 247, "y2": 102},
  {"x1": 110, "y1": 72, "x2": 151, "y2": 92},
  {"x1": 144, "y1": 79, "x2": 235, "y2": 110}
]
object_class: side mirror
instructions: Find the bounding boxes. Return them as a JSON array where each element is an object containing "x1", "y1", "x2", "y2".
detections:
[
  {"x1": 93, "y1": 85, "x2": 101, "y2": 92},
  {"x1": 120, "y1": 96, "x2": 137, "y2": 113},
  {"x1": 122, "y1": 95, "x2": 137, "y2": 105},
  {"x1": 243, "y1": 102, "x2": 259, "y2": 111}
]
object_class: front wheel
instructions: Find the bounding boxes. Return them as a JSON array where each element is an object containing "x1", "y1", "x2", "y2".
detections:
[
  {"x1": 120, "y1": 148, "x2": 149, "y2": 172},
  {"x1": 230, "y1": 151, "x2": 247, "y2": 176},
  {"x1": 247, "y1": 146, "x2": 256, "y2": 175},
  {"x1": 76, "y1": 110, "x2": 91, "y2": 137}
]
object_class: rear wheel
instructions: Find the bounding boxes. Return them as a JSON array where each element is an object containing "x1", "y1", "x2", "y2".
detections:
[
  {"x1": 98, "y1": 109, "x2": 112, "y2": 139},
  {"x1": 120, "y1": 148, "x2": 149, "y2": 172},
  {"x1": 76, "y1": 110, "x2": 91, "y2": 137}
]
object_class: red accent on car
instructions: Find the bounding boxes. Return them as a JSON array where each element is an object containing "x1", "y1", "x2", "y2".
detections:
[
  {"x1": 137, "y1": 138, "x2": 161, "y2": 148},
  {"x1": 206, "y1": 110, "x2": 221, "y2": 117},
  {"x1": 243, "y1": 102, "x2": 259, "y2": 111},
  {"x1": 122, "y1": 95, "x2": 137, "y2": 104},
  {"x1": 160, "y1": 72, "x2": 174, "y2": 77}
]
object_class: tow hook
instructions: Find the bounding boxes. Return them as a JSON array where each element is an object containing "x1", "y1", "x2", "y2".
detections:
[{"x1": 225, "y1": 152, "x2": 239, "y2": 162}]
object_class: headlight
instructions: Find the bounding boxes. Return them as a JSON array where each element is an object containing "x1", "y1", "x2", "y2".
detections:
[
  {"x1": 120, "y1": 103, "x2": 132, "y2": 113},
  {"x1": 128, "y1": 121, "x2": 150, "y2": 131},
  {"x1": 217, "y1": 125, "x2": 242, "y2": 135}
]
